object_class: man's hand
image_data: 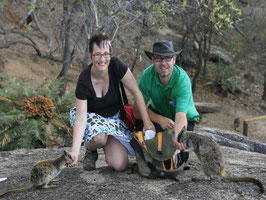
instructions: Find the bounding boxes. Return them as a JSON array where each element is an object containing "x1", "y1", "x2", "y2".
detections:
[
  {"x1": 158, "y1": 116, "x2": 175, "y2": 130},
  {"x1": 174, "y1": 141, "x2": 186, "y2": 150},
  {"x1": 67, "y1": 152, "x2": 79, "y2": 167},
  {"x1": 174, "y1": 134, "x2": 186, "y2": 150}
]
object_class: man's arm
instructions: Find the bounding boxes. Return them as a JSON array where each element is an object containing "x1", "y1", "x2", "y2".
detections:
[
  {"x1": 173, "y1": 112, "x2": 187, "y2": 150},
  {"x1": 133, "y1": 103, "x2": 175, "y2": 130}
]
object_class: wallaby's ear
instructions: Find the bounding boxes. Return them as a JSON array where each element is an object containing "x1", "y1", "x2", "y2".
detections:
[{"x1": 178, "y1": 126, "x2": 186, "y2": 142}]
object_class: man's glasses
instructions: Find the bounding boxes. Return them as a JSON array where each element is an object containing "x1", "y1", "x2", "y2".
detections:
[
  {"x1": 153, "y1": 55, "x2": 173, "y2": 62},
  {"x1": 92, "y1": 52, "x2": 111, "y2": 59}
]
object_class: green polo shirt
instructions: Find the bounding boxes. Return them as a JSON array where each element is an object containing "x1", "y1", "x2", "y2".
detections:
[{"x1": 138, "y1": 64, "x2": 199, "y2": 122}]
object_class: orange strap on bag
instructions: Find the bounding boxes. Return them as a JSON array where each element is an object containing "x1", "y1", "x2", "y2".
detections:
[
  {"x1": 162, "y1": 157, "x2": 174, "y2": 170},
  {"x1": 157, "y1": 132, "x2": 162, "y2": 153},
  {"x1": 135, "y1": 131, "x2": 148, "y2": 151}
]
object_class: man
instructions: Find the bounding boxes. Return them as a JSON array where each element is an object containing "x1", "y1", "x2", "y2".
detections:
[{"x1": 133, "y1": 40, "x2": 199, "y2": 151}]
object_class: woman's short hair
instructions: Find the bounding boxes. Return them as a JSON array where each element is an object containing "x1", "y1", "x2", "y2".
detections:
[{"x1": 89, "y1": 33, "x2": 111, "y2": 53}]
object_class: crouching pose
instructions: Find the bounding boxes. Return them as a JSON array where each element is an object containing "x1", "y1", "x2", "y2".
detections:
[
  {"x1": 68, "y1": 33, "x2": 154, "y2": 171},
  {"x1": 133, "y1": 40, "x2": 199, "y2": 149}
]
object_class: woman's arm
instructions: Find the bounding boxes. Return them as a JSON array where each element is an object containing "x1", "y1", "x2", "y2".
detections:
[
  {"x1": 68, "y1": 98, "x2": 87, "y2": 167},
  {"x1": 121, "y1": 69, "x2": 155, "y2": 132}
]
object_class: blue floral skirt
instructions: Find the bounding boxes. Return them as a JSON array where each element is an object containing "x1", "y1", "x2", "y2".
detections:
[{"x1": 70, "y1": 106, "x2": 135, "y2": 156}]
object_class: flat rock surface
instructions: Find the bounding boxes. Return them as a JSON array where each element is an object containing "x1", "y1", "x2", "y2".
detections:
[{"x1": 0, "y1": 146, "x2": 266, "y2": 200}]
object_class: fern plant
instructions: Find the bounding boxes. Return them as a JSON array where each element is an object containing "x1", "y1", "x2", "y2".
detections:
[{"x1": 0, "y1": 76, "x2": 75, "y2": 151}]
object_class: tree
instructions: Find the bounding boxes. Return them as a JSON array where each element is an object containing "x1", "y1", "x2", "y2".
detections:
[
  {"x1": 57, "y1": 0, "x2": 81, "y2": 96},
  {"x1": 172, "y1": 0, "x2": 241, "y2": 92},
  {"x1": 56, "y1": 0, "x2": 167, "y2": 94},
  {"x1": 0, "y1": 0, "x2": 146, "y2": 94},
  {"x1": 238, "y1": 0, "x2": 266, "y2": 100}
]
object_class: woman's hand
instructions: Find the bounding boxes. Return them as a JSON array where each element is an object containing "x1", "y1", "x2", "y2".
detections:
[
  {"x1": 67, "y1": 152, "x2": 79, "y2": 167},
  {"x1": 142, "y1": 120, "x2": 155, "y2": 133}
]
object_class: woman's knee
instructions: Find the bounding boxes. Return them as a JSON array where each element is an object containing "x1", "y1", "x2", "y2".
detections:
[
  {"x1": 107, "y1": 158, "x2": 128, "y2": 172},
  {"x1": 90, "y1": 133, "x2": 108, "y2": 147},
  {"x1": 104, "y1": 136, "x2": 128, "y2": 171}
]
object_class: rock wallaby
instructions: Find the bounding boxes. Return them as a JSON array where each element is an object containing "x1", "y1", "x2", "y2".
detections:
[
  {"x1": 233, "y1": 117, "x2": 241, "y2": 131},
  {"x1": 0, "y1": 150, "x2": 73, "y2": 198},
  {"x1": 178, "y1": 127, "x2": 265, "y2": 193}
]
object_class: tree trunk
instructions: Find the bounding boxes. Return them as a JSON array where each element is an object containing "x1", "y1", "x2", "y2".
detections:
[
  {"x1": 130, "y1": 15, "x2": 147, "y2": 72},
  {"x1": 202, "y1": 35, "x2": 207, "y2": 78},
  {"x1": 0, "y1": 3, "x2": 2, "y2": 18},
  {"x1": 71, "y1": 24, "x2": 85, "y2": 63},
  {"x1": 178, "y1": 29, "x2": 189, "y2": 67},
  {"x1": 202, "y1": 34, "x2": 211, "y2": 78},
  {"x1": 192, "y1": 41, "x2": 203, "y2": 93},
  {"x1": 263, "y1": 67, "x2": 266, "y2": 100},
  {"x1": 58, "y1": 0, "x2": 80, "y2": 96},
  {"x1": 60, "y1": 0, "x2": 70, "y2": 47},
  {"x1": 82, "y1": 0, "x2": 92, "y2": 70}
]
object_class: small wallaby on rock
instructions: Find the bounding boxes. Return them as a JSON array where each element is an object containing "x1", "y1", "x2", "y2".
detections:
[
  {"x1": 0, "y1": 150, "x2": 73, "y2": 198},
  {"x1": 178, "y1": 127, "x2": 264, "y2": 193},
  {"x1": 233, "y1": 117, "x2": 241, "y2": 131}
]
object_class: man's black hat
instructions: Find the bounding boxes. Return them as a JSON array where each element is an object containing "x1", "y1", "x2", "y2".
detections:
[{"x1": 144, "y1": 40, "x2": 182, "y2": 60}]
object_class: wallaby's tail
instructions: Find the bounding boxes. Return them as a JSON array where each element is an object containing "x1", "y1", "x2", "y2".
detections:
[
  {"x1": 221, "y1": 169, "x2": 264, "y2": 193},
  {"x1": 0, "y1": 180, "x2": 32, "y2": 198}
]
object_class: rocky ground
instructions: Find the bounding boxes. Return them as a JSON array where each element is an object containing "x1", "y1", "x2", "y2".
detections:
[{"x1": 0, "y1": 141, "x2": 266, "y2": 200}]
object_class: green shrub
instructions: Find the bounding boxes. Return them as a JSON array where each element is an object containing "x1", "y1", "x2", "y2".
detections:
[
  {"x1": 212, "y1": 60, "x2": 235, "y2": 97},
  {"x1": 0, "y1": 76, "x2": 74, "y2": 150}
]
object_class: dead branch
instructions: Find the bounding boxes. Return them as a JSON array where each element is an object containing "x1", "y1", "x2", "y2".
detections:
[
  {"x1": 32, "y1": 12, "x2": 52, "y2": 48},
  {"x1": 232, "y1": 22, "x2": 249, "y2": 41},
  {"x1": 20, "y1": 0, "x2": 36, "y2": 25},
  {"x1": 0, "y1": 28, "x2": 62, "y2": 62},
  {"x1": 70, "y1": 24, "x2": 85, "y2": 63},
  {"x1": 20, "y1": 0, "x2": 52, "y2": 48},
  {"x1": 111, "y1": 19, "x2": 119, "y2": 41},
  {"x1": 90, "y1": 0, "x2": 100, "y2": 28},
  {"x1": 0, "y1": 40, "x2": 39, "y2": 53}
]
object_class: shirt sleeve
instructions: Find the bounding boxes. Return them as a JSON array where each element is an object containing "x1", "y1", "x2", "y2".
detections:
[
  {"x1": 112, "y1": 57, "x2": 128, "y2": 80},
  {"x1": 75, "y1": 69, "x2": 90, "y2": 100}
]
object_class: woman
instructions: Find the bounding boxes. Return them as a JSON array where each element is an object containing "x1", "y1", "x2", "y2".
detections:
[{"x1": 68, "y1": 33, "x2": 154, "y2": 171}]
